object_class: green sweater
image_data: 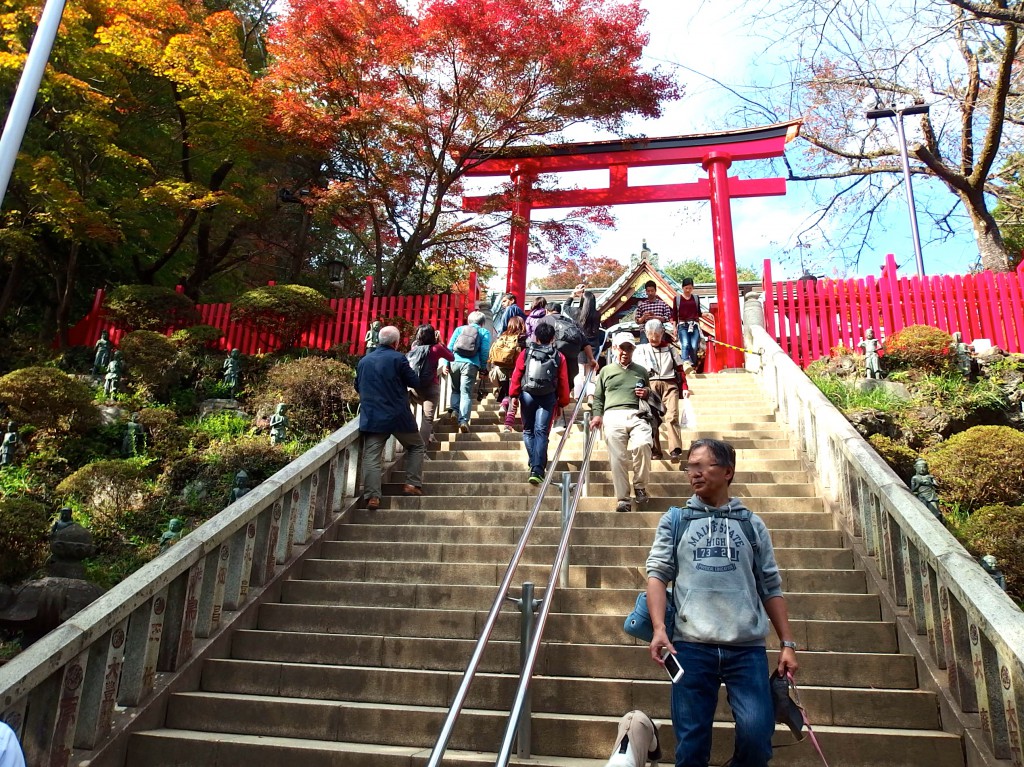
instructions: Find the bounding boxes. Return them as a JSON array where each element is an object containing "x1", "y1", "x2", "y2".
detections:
[{"x1": 592, "y1": 362, "x2": 649, "y2": 417}]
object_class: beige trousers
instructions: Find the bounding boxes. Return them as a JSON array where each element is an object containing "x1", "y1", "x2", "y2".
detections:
[
  {"x1": 602, "y1": 408, "x2": 652, "y2": 503},
  {"x1": 650, "y1": 380, "x2": 682, "y2": 454}
]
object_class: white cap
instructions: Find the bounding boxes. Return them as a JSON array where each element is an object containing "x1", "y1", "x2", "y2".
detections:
[{"x1": 611, "y1": 332, "x2": 636, "y2": 348}]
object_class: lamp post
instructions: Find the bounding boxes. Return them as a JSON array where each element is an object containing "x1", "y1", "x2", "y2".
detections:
[
  {"x1": 865, "y1": 103, "x2": 930, "y2": 277},
  {"x1": 327, "y1": 258, "x2": 350, "y2": 289}
]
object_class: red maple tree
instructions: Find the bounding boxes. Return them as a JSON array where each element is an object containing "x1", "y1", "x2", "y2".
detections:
[
  {"x1": 530, "y1": 253, "x2": 626, "y2": 290},
  {"x1": 265, "y1": 0, "x2": 679, "y2": 295}
]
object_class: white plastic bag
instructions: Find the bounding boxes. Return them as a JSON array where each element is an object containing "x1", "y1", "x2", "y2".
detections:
[{"x1": 679, "y1": 397, "x2": 697, "y2": 430}]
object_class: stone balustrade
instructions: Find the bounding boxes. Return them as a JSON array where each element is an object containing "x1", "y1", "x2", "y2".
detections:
[
  {"x1": 0, "y1": 418, "x2": 363, "y2": 766},
  {"x1": 747, "y1": 316, "x2": 1024, "y2": 766}
]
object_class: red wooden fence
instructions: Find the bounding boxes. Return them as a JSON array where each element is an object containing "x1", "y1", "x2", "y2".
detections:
[
  {"x1": 66, "y1": 274, "x2": 479, "y2": 356},
  {"x1": 763, "y1": 254, "x2": 1024, "y2": 368}
]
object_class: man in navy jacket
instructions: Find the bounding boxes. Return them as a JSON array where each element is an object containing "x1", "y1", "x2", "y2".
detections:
[{"x1": 355, "y1": 325, "x2": 426, "y2": 510}]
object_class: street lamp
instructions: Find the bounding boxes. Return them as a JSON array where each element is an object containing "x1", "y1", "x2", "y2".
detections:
[
  {"x1": 865, "y1": 103, "x2": 931, "y2": 277},
  {"x1": 327, "y1": 258, "x2": 350, "y2": 285}
]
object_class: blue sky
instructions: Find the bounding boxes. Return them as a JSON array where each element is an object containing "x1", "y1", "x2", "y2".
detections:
[{"x1": 471, "y1": 0, "x2": 983, "y2": 290}]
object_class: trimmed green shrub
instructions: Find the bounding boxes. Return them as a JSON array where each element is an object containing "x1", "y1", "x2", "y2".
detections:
[
  {"x1": 961, "y1": 504, "x2": 1024, "y2": 599},
  {"x1": 884, "y1": 325, "x2": 954, "y2": 373},
  {"x1": 231, "y1": 285, "x2": 332, "y2": 349},
  {"x1": 868, "y1": 434, "x2": 918, "y2": 482},
  {"x1": 925, "y1": 426, "x2": 1024, "y2": 512},
  {"x1": 170, "y1": 324, "x2": 223, "y2": 351},
  {"x1": 0, "y1": 367, "x2": 99, "y2": 434},
  {"x1": 0, "y1": 497, "x2": 49, "y2": 583},
  {"x1": 251, "y1": 356, "x2": 356, "y2": 436},
  {"x1": 103, "y1": 285, "x2": 199, "y2": 331},
  {"x1": 137, "y1": 407, "x2": 192, "y2": 462},
  {"x1": 56, "y1": 459, "x2": 154, "y2": 544},
  {"x1": 119, "y1": 331, "x2": 179, "y2": 399}
]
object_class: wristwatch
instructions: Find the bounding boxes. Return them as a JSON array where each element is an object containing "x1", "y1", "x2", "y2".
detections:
[{"x1": 780, "y1": 640, "x2": 798, "y2": 651}]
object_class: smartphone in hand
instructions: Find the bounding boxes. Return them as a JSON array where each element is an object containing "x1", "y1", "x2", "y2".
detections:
[{"x1": 661, "y1": 648, "x2": 684, "y2": 683}]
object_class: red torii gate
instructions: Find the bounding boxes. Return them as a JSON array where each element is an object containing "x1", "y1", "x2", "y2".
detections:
[{"x1": 462, "y1": 121, "x2": 801, "y2": 369}]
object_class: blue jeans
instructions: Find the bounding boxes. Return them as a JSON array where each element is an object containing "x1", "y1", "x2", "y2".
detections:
[
  {"x1": 678, "y1": 322, "x2": 701, "y2": 366},
  {"x1": 670, "y1": 642, "x2": 774, "y2": 767},
  {"x1": 449, "y1": 361, "x2": 479, "y2": 425},
  {"x1": 519, "y1": 390, "x2": 556, "y2": 477}
]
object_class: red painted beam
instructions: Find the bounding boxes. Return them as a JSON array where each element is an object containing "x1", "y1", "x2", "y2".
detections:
[
  {"x1": 462, "y1": 176, "x2": 785, "y2": 213},
  {"x1": 465, "y1": 136, "x2": 792, "y2": 176}
]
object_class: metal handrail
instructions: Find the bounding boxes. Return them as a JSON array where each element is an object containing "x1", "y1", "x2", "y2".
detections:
[
  {"x1": 424, "y1": 366, "x2": 597, "y2": 767},
  {"x1": 496, "y1": 413, "x2": 598, "y2": 766}
]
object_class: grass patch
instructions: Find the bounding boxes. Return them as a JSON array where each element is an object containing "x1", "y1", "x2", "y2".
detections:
[{"x1": 810, "y1": 376, "x2": 907, "y2": 412}]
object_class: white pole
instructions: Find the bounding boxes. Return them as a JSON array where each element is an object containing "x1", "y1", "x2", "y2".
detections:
[{"x1": 0, "y1": 0, "x2": 69, "y2": 206}]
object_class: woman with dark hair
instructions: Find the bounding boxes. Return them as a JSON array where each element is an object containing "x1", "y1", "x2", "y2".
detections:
[
  {"x1": 410, "y1": 323, "x2": 454, "y2": 448},
  {"x1": 567, "y1": 288, "x2": 606, "y2": 396},
  {"x1": 525, "y1": 296, "x2": 548, "y2": 341}
]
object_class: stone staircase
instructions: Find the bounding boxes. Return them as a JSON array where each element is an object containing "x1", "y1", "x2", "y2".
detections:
[{"x1": 125, "y1": 374, "x2": 964, "y2": 766}]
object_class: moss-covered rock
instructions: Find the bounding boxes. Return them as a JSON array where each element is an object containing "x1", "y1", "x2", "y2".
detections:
[{"x1": 868, "y1": 434, "x2": 918, "y2": 482}]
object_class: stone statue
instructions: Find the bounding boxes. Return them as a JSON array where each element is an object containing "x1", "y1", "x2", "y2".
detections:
[
  {"x1": 93, "y1": 329, "x2": 112, "y2": 375},
  {"x1": 1, "y1": 421, "x2": 18, "y2": 466},
  {"x1": 51, "y1": 507, "x2": 75, "y2": 535},
  {"x1": 980, "y1": 555, "x2": 1007, "y2": 591},
  {"x1": 122, "y1": 412, "x2": 146, "y2": 457},
  {"x1": 159, "y1": 518, "x2": 184, "y2": 550},
  {"x1": 910, "y1": 458, "x2": 941, "y2": 520},
  {"x1": 365, "y1": 320, "x2": 382, "y2": 352},
  {"x1": 104, "y1": 351, "x2": 124, "y2": 398},
  {"x1": 269, "y1": 403, "x2": 289, "y2": 445},
  {"x1": 951, "y1": 332, "x2": 974, "y2": 378},
  {"x1": 223, "y1": 349, "x2": 242, "y2": 397},
  {"x1": 228, "y1": 470, "x2": 251, "y2": 504},
  {"x1": 48, "y1": 514, "x2": 97, "y2": 579},
  {"x1": 858, "y1": 329, "x2": 883, "y2": 379}
]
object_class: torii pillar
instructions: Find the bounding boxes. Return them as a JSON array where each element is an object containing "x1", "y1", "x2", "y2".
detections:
[
  {"x1": 507, "y1": 164, "x2": 535, "y2": 301},
  {"x1": 703, "y1": 151, "x2": 744, "y2": 369}
]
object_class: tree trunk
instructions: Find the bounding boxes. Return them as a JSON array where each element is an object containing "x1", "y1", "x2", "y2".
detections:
[
  {"x1": 0, "y1": 253, "x2": 24, "y2": 322},
  {"x1": 55, "y1": 241, "x2": 81, "y2": 348},
  {"x1": 961, "y1": 189, "x2": 1012, "y2": 272}
]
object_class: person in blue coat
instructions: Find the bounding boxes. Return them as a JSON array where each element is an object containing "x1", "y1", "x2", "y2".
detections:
[{"x1": 355, "y1": 326, "x2": 426, "y2": 510}]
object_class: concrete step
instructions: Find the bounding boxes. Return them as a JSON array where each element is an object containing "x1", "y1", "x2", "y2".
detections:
[
  {"x1": 348, "y1": 509, "x2": 836, "y2": 530},
  {"x1": 397, "y1": 469, "x2": 814, "y2": 484},
  {"x1": 382, "y1": 481, "x2": 818, "y2": 498},
  {"x1": 334, "y1": 523, "x2": 842, "y2": 549},
  {"x1": 317, "y1": 541, "x2": 854, "y2": 570},
  {"x1": 199, "y1": 659, "x2": 939, "y2": 729},
  {"x1": 279, "y1": 581, "x2": 880, "y2": 621},
  {"x1": 300, "y1": 559, "x2": 865, "y2": 594},
  {"x1": 154, "y1": 693, "x2": 960, "y2": 765},
  {"x1": 427, "y1": 447, "x2": 800, "y2": 461},
  {"x1": 433, "y1": 436, "x2": 788, "y2": 451},
  {"x1": 229, "y1": 632, "x2": 919, "y2": 688},
  {"x1": 370, "y1": 496, "x2": 825, "y2": 513},
  {"x1": 421, "y1": 457, "x2": 808, "y2": 472},
  {"x1": 255, "y1": 603, "x2": 896, "y2": 652}
]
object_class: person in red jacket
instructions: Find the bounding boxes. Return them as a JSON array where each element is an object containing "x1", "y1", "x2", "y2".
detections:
[{"x1": 509, "y1": 321, "x2": 570, "y2": 485}]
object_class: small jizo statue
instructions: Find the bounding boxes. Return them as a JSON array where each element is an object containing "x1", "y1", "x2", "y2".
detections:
[
  {"x1": 270, "y1": 403, "x2": 289, "y2": 445},
  {"x1": 0, "y1": 421, "x2": 18, "y2": 466},
  {"x1": 228, "y1": 470, "x2": 251, "y2": 504},
  {"x1": 858, "y1": 329, "x2": 883, "y2": 379},
  {"x1": 365, "y1": 320, "x2": 382, "y2": 353},
  {"x1": 223, "y1": 349, "x2": 242, "y2": 397},
  {"x1": 122, "y1": 412, "x2": 146, "y2": 457},
  {"x1": 104, "y1": 351, "x2": 124, "y2": 398},
  {"x1": 160, "y1": 518, "x2": 184, "y2": 550},
  {"x1": 981, "y1": 555, "x2": 1007, "y2": 591},
  {"x1": 52, "y1": 506, "x2": 75, "y2": 535},
  {"x1": 93, "y1": 329, "x2": 113, "y2": 375},
  {"x1": 910, "y1": 458, "x2": 941, "y2": 521},
  {"x1": 950, "y1": 332, "x2": 974, "y2": 378}
]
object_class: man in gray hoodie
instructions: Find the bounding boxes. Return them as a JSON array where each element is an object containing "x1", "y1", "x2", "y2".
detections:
[{"x1": 645, "y1": 438, "x2": 798, "y2": 767}]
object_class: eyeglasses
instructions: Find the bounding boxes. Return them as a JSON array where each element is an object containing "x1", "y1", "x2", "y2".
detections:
[{"x1": 684, "y1": 463, "x2": 721, "y2": 475}]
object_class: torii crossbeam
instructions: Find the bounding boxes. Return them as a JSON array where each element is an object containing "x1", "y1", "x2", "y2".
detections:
[{"x1": 462, "y1": 120, "x2": 801, "y2": 369}]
